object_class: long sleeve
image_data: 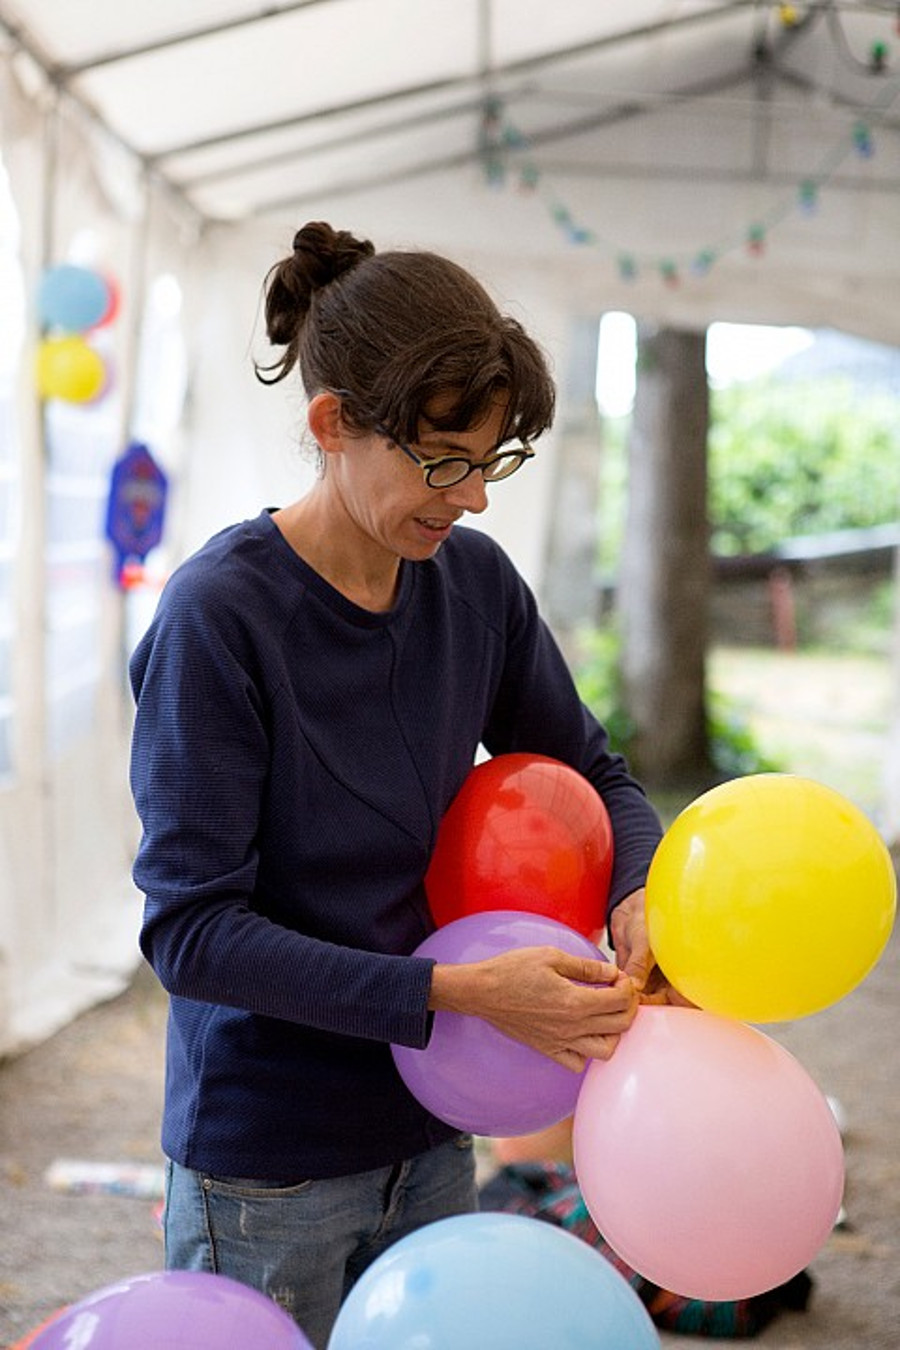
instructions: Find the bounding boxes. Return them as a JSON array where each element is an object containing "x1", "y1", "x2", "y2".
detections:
[
  {"x1": 477, "y1": 538, "x2": 663, "y2": 906},
  {"x1": 131, "y1": 574, "x2": 437, "y2": 1050}
]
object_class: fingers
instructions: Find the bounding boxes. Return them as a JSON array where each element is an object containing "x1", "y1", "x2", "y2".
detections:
[
  {"x1": 545, "y1": 945, "x2": 615, "y2": 988},
  {"x1": 609, "y1": 887, "x2": 652, "y2": 992},
  {"x1": 555, "y1": 1048, "x2": 587, "y2": 1073},
  {"x1": 638, "y1": 983, "x2": 696, "y2": 1008},
  {"x1": 589, "y1": 1033, "x2": 620, "y2": 1062},
  {"x1": 622, "y1": 948, "x2": 655, "y2": 991},
  {"x1": 553, "y1": 951, "x2": 621, "y2": 987},
  {"x1": 638, "y1": 988, "x2": 671, "y2": 1006},
  {"x1": 551, "y1": 1033, "x2": 621, "y2": 1072},
  {"x1": 446, "y1": 944, "x2": 640, "y2": 1069}
]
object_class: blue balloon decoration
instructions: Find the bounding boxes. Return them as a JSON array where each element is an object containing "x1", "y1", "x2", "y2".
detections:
[
  {"x1": 38, "y1": 264, "x2": 111, "y2": 333},
  {"x1": 327, "y1": 1212, "x2": 660, "y2": 1350}
]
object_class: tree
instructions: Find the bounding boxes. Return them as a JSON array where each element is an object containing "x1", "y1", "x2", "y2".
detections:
[
  {"x1": 709, "y1": 377, "x2": 900, "y2": 556},
  {"x1": 616, "y1": 324, "x2": 713, "y2": 788}
]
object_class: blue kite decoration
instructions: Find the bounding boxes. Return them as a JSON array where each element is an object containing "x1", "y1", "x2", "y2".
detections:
[{"x1": 105, "y1": 440, "x2": 168, "y2": 583}]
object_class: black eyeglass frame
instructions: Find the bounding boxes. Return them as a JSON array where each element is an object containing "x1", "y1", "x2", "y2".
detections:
[{"x1": 375, "y1": 424, "x2": 535, "y2": 490}]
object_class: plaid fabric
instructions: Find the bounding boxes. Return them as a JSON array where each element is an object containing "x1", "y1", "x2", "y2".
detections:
[{"x1": 478, "y1": 1162, "x2": 813, "y2": 1338}]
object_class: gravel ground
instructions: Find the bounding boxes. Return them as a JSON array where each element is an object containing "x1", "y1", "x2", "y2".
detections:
[{"x1": 1, "y1": 916, "x2": 898, "y2": 1349}]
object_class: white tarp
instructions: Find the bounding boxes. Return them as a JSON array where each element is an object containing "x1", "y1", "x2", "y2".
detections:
[{"x1": 1, "y1": 0, "x2": 898, "y2": 336}]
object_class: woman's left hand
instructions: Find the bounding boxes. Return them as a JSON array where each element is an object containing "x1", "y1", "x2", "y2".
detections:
[
  {"x1": 607, "y1": 887, "x2": 654, "y2": 991},
  {"x1": 608, "y1": 887, "x2": 695, "y2": 1006}
]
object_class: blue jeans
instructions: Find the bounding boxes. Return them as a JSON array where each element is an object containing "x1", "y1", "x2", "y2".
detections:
[{"x1": 163, "y1": 1135, "x2": 477, "y2": 1350}]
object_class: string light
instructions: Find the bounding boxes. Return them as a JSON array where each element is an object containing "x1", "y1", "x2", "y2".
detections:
[
  {"x1": 479, "y1": 95, "x2": 506, "y2": 187},
  {"x1": 478, "y1": 10, "x2": 899, "y2": 290},
  {"x1": 827, "y1": 1, "x2": 893, "y2": 75},
  {"x1": 568, "y1": 224, "x2": 595, "y2": 246},
  {"x1": 870, "y1": 40, "x2": 889, "y2": 74},
  {"x1": 746, "y1": 224, "x2": 767, "y2": 257},
  {"x1": 517, "y1": 163, "x2": 540, "y2": 193},
  {"x1": 852, "y1": 121, "x2": 874, "y2": 157},
  {"x1": 690, "y1": 249, "x2": 716, "y2": 277},
  {"x1": 798, "y1": 180, "x2": 819, "y2": 214}
]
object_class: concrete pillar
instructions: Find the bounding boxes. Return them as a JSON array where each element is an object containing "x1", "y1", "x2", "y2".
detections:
[{"x1": 541, "y1": 315, "x2": 602, "y2": 651}]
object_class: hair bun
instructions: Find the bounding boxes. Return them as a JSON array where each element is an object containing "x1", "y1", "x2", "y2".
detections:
[
  {"x1": 291, "y1": 221, "x2": 374, "y2": 294},
  {"x1": 259, "y1": 221, "x2": 375, "y2": 365}
]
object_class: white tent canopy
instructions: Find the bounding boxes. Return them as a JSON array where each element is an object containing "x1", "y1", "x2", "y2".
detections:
[{"x1": 2, "y1": 0, "x2": 900, "y2": 338}]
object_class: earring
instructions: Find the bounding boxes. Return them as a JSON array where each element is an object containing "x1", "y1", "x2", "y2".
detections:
[{"x1": 314, "y1": 445, "x2": 326, "y2": 479}]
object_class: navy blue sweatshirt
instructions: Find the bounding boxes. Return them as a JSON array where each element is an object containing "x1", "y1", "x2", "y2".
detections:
[{"x1": 130, "y1": 511, "x2": 662, "y2": 1179}]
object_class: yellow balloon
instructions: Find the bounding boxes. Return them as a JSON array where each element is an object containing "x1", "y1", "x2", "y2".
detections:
[
  {"x1": 646, "y1": 773, "x2": 896, "y2": 1022},
  {"x1": 35, "y1": 335, "x2": 105, "y2": 403}
]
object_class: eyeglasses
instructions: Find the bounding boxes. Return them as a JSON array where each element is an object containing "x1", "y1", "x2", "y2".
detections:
[{"x1": 377, "y1": 426, "x2": 535, "y2": 490}]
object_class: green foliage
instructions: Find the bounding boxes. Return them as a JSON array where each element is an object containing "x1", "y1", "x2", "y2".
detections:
[
  {"x1": 866, "y1": 578, "x2": 897, "y2": 632},
  {"x1": 597, "y1": 413, "x2": 629, "y2": 575},
  {"x1": 572, "y1": 627, "x2": 635, "y2": 754},
  {"x1": 573, "y1": 627, "x2": 782, "y2": 775},
  {"x1": 706, "y1": 693, "x2": 783, "y2": 777},
  {"x1": 598, "y1": 377, "x2": 900, "y2": 567},
  {"x1": 709, "y1": 377, "x2": 900, "y2": 556}
]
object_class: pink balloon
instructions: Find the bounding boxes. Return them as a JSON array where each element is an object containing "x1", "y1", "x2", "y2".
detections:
[
  {"x1": 393, "y1": 911, "x2": 608, "y2": 1136},
  {"x1": 573, "y1": 1007, "x2": 844, "y2": 1301}
]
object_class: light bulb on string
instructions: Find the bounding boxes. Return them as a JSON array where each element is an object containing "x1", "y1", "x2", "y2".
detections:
[
  {"x1": 746, "y1": 223, "x2": 767, "y2": 256},
  {"x1": 798, "y1": 179, "x2": 819, "y2": 214},
  {"x1": 483, "y1": 155, "x2": 506, "y2": 188},
  {"x1": 659, "y1": 259, "x2": 680, "y2": 288},
  {"x1": 482, "y1": 95, "x2": 503, "y2": 134},
  {"x1": 491, "y1": 91, "x2": 900, "y2": 295},
  {"x1": 517, "y1": 163, "x2": 540, "y2": 193},
  {"x1": 870, "y1": 40, "x2": 889, "y2": 73},
  {"x1": 853, "y1": 121, "x2": 874, "y2": 157}
]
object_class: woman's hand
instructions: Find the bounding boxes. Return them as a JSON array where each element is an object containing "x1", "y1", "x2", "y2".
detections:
[
  {"x1": 429, "y1": 945, "x2": 639, "y2": 1073},
  {"x1": 609, "y1": 887, "x2": 695, "y2": 1007},
  {"x1": 608, "y1": 887, "x2": 655, "y2": 990}
]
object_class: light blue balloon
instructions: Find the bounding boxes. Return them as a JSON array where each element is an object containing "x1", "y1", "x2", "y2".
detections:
[
  {"x1": 327, "y1": 1212, "x2": 660, "y2": 1350},
  {"x1": 38, "y1": 264, "x2": 110, "y2": 332}
]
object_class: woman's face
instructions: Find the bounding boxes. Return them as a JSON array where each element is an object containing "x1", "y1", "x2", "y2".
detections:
[{"x1": 331, "y1": 397, "x2": 510, "y2": 563}]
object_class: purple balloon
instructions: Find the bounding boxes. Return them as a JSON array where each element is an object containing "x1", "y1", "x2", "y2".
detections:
[
  {"x1": 31, "y1": 1270, "x2": 313, "y2": 1349},
  {"x1": 392, "y1": 910, "x2": 610, "y2": 1136}
]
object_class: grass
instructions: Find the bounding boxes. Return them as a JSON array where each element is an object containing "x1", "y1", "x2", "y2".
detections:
[{"x1": 707, "y1": 645, "x2": 892, "y2": 820}]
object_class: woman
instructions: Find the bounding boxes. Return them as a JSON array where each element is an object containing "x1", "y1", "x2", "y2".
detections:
[{"x1": 129, "y1": 221, "x2": 664, "y2": 1347}]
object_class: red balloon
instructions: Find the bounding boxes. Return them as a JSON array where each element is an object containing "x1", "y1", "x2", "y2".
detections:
[
  {"x1": 426, "y1": 753, "x2": 614, "y2": 936},
  {"x1": 92, "y1": 273, "x2": 121, "y2": 328}
]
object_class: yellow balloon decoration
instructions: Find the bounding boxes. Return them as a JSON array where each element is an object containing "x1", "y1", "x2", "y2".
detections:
[
  {"x1": 646, "y1": 773, "x2": 896, "y2": 1023},
  {"x1": 35, "y1": 335, "x2": 105, "y2": 403}
]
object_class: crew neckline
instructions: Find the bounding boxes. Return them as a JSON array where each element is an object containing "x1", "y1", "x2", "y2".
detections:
[{"x1": 257, "y1": 509, "x2": 414, "y2": 627}]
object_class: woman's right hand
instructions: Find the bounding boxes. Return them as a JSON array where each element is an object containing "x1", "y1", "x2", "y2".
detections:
[{"x1": 428, "y1": 946, "x2": 639, "y2": 1072}]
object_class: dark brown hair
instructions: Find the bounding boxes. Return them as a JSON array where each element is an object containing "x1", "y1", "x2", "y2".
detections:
[{"x1": 256, "y1": 221, "x2": 555, "y2": 445}]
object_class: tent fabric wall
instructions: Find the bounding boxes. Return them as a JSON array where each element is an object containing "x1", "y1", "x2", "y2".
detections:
[{"x1": 0, "y1": 63, "x2": 199, "y2": 1053}]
